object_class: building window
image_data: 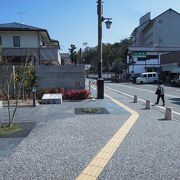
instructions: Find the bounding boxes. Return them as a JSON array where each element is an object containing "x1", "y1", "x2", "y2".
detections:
[
  {"x1": 0, "y1": 36, "x2": 2, "y2": 46},
  {"x1": 159, "y1": 19, "x2": 162, "y2": 24},
  {"x1": 137, "y1": 57, "x2": 146, "y2": 61},
  {"x1": 13, "y1": 36, "x2": 20, "y2": 47},
  {"x1": 146, "y1": 55, "x2": 159, "y2": 59}
]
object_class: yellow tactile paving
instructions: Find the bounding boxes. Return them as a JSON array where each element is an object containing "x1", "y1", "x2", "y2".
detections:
[
  {"x1": 106, "y1": 141, "x2": 119, "y2": 148},
  {"x1": 100, "y1": 146, "x2": 116, "y2": 154},
  {"x1": 76, "y1": 94, "x2": 139, "y2": 180},
  {"x1": 76, "y1": 174, "x2": 96, "y2": 180},
  {"x1": 95, "y1": 151, "x2": 113, "y2": 160},
  {"x1": 90, "y1": 158, "x2": 109, "y2": 167},
  {"x1": 82, "y1": 165, "x2": 103, "y2": 177}
]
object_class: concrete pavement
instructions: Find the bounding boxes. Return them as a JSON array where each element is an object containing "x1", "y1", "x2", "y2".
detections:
[{"x1": 0, "y1": 88, "x2": 179, "y2": 179}]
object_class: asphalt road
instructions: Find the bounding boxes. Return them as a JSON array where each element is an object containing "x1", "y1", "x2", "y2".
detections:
[
  {"x1": 104, "y1": 82, "x2": 180, "y2": 120},
  {"x1": 99, "y1": 87, "x2": 180, "y2": 180}
]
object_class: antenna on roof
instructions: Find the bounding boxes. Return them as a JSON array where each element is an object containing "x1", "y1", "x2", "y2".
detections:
[
  {"x1": 18, "y1": 11, "x2": 26, "y2": 24},
  {"x1": 149, "y1": 0, "x2": 151, "y2": 13}
]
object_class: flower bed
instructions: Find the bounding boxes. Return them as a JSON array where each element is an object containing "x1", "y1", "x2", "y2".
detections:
[
  {"x1": 36, "y1": 88, "x2": 91, "y2": 100},
  {"x1": 63, "y1": 89, "x2": 91, "y2": 100}
]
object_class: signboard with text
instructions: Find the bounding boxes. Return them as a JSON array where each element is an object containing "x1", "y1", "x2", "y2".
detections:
[{"x1": 132, "y1": 51, "x2": 146, "y2": 58}]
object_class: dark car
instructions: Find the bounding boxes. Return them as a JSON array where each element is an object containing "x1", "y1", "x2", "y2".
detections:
[
  {"x1": 171, "y1": 77, "x2": 180, "y2": 87},
  {"x1": 129, "y1": 73, "x2": 141, "y2": 83}
]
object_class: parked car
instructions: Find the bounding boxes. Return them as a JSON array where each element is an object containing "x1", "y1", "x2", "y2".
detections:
[
  {"x1": 171, "y1": 77, "x2": 180, "y2": 87},
  {"x1": 136, "y1": 72, "x2": 159, "y2": 84},
  {"x1": 129, "y1": 73, "x2": 141, "y2": 83}
]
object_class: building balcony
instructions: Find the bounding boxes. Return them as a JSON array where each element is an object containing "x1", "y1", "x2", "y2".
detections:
[{"x1": 1, "y1": 47, "x2": 61, "y2": 65}]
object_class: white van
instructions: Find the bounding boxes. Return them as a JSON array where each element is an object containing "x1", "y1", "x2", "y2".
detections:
[{"x1": 136, "y1": 72, "x2": 159, "y2": 84}]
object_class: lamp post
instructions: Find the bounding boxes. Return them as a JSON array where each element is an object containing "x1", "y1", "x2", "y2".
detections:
[
  {"x1": 97, "y1": 0, "x2": 112, "y2": 99},
  {"x1": 32, "y1": 86, "x2": 36, "y2": 107}
]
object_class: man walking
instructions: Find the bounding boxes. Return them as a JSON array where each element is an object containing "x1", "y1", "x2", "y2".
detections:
[{"x1": 155, "y1": 80, "x2": 165, "y2": 106}]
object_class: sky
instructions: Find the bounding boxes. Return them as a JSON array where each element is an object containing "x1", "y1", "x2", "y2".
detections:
[{"x1": 1, "y1": 0, "x2": 180, "y2": 52}]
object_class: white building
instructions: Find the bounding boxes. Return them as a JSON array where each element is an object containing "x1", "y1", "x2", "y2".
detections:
[
  {"x1": 127, "y1": 46, "x2": 180, "y2": 74},
  {"x1": 0, "y1": 22, "x2": 61, "y2": 65},
  {"x1": 127, "y1": 9, "x2": 180, "y2": 74}
]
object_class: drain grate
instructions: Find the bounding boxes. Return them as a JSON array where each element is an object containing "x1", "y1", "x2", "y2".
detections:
[{"x1": 75, "y1": 107, "x2": 110, "y2": 115}]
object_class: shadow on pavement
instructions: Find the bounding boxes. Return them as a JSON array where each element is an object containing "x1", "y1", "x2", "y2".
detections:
[
  {"x1": 157, "y1": 118, "x2": 171, "y2": 121},
  {"x1": 169, "y1": 98, "x2": 180, "y2": 105}
]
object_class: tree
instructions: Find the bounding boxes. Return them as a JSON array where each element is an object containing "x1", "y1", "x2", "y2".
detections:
[
  {"x1": 102, "y1": 43, "x2": 113, "y2": 71},
  {"x1": 112, "y1": 38, "x2": 132, "y2": 62},
  {"x1": 0, "y1": 50, "x2": 33, "y2": 127},
  {"x1": 81, "y1": 37, "x2": 132, "y2": 73},
  {"x1": 68, "y1": 44, "x2": 77, "y2": 65},
  {"x1": 76, "y1": 48, "x2": 82, "y2": 64},
  {"x1": 83, "y1": 46, "x2": 97, "y2": 64},
  {"x1": 15, "y1": 66, "x2": 37, "y2": 99}
]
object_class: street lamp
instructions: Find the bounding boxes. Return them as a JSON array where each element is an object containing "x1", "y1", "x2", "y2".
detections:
[
  {"x1": 97, "y1": 0, "x2": 112, "y2": 99},
  {"x1": 104, "y1": 18, "x2": 112, "y2": 29},
  {"x1": 32, "y1": 86, "x2": 36, "y2": 107}
]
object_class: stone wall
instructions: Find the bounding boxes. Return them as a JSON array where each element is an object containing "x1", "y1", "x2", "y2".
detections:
[
  {"x1": 0, "y1": 65, "x2": 86, "y2": 91},
  {"x1": 36, "y1": 65, "x2": 85, "y2": 90}
]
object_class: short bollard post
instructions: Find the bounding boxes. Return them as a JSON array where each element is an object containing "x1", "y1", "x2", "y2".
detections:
[
  {"x1": 165, "y1": 107, "x2": 173, "y2": 120},
  {"x1": 145, "y1": 100, "x2": 151, "y2": 109},
  {"x1": 32, "y1": 87, "x2": 37, "y2": 107},
  {"x1": 134, "y1": 95, "x2": 138, "y2": 103}
]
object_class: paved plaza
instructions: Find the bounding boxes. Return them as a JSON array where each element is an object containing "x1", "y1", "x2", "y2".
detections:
[{"x1": 0, "y1": 88, "x2": 180, "y2": 179}]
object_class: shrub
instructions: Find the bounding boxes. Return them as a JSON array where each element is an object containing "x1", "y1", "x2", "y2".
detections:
[
  {"x1": 41, "y1": 88, "x2": 64, "y2": 94},
  {"x1": 36, "y1": 88, "x2": 44, "y2": 100},
  {"x1": 36, "y1": 88, "x2": 90, "y2": 100},
  {"x1": 63, "y1": 89, "x2": 91, "y2": 100}
]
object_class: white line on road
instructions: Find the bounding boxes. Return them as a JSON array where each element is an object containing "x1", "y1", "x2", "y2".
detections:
[
  {"x1": 105, "y1": 86, "x2": 146, "y2": 102},
  {"x1": 105, "y1": 86, "x2": 180, "y2": 116}
]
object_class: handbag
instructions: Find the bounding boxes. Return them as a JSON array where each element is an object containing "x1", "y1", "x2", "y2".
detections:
[{"x1": 155, "y1": 88, "x2": 161, "y2": 95}]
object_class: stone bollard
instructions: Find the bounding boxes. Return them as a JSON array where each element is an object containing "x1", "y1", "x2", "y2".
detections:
[
  {"x1": 165, "y1": 107, "x2": 173, "y2": 120},
  {"x1": 145, "y1": 100, "x2": 151, "y2": 109},
  {"x1": 133, "y1": 95, "x2": 138, "y2": 103}
]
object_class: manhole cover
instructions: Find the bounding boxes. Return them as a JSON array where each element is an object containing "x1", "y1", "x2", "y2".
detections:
[{"x1": 75, "y1": 107, "x2": 110, "y2": 115}]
